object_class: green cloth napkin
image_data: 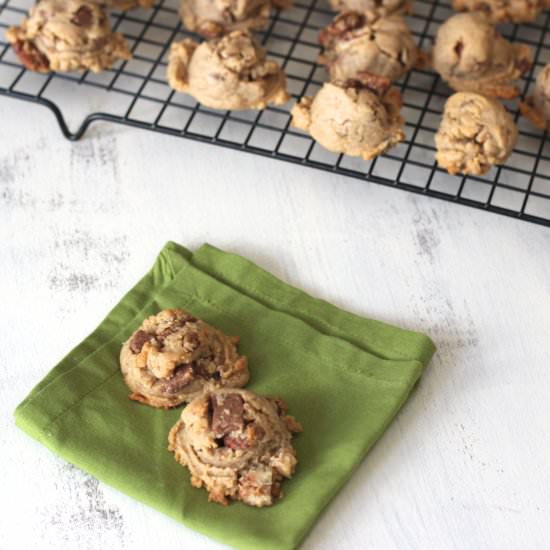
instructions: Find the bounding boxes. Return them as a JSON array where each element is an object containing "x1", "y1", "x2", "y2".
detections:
[{"x1": 15, "y1": 242, "x2": 435, "y2": 550}]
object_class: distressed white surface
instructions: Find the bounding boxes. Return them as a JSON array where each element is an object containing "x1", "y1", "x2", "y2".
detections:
[{"x1": 1, "y1": 97, "x2": 550, "y2": 550}]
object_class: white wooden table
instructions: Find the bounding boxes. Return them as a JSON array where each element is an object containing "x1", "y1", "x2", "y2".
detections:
[{"x1": 1, "y1": 98, "x2": 549, "y2": 550}]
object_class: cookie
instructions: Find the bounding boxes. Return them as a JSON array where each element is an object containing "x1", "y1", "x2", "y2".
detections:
[
  {"x1": 452, "y1": 0, "x2": 544, "y2": 23},
  {"x1": 120, "y1": 309, "x2": 249, "y2": 408},
  {"x1": 168, "y1": 386, "x2": 302, "y2": 507},
  {"x1": 319, "y1": 12, "x2": 424, "y2": 84},
  {"x1": 167, "y1": 31, "x2": 290, "y2": 110},
  {"x1": 6, "y1": 0, "x2": 131, "y2": 73},
  {"x1": 432, "y1": 12, "x2": 531, "y2": 99},
  {"x1": 520, "y1": 64, "x2": 550, "y2": 129},
  {"x1": 435, "y1": 92, "x2": 518, "y2": 175},
  {"x1": 179, "y1": 0, "x2": 271, "y2": 38},
  {"x1": 291, "y1": 76, "x2": 405, "y2": 160},
  {"x1": 329, "y1": 0, "x2": 409, "y2": 20},
  {"x1": 98, "y1": 0, "x2": 155, "y2": 10}
]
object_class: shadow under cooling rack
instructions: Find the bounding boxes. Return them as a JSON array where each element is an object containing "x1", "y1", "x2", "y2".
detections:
[{"x1": 1, "y1": 0, "x2": 550, "y2": 226}]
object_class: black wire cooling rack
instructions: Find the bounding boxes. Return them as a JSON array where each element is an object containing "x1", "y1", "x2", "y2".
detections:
[{"x1": 1, "y1": 0, "x2": 550, "y2": 225}]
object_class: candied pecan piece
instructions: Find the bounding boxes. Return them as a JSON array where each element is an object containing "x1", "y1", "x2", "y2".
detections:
[
  {"x1": 319, "y1": 11, "x2": 366, "y2": 46},
  {"x1": 345, "y1": 72, "x2": 392, "y2": 96}
]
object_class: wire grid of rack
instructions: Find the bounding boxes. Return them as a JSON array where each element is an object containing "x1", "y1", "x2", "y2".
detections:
[{"x1": 1, "y1": 0, "x2": 550, "y2": 226}]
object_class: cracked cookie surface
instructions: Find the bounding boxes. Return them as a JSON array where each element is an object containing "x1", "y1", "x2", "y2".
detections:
[
  {"x1": 168, "y1": 386, "x2": 302, "y2": 507},
  {"x1": 432, "y1": 12, "x2": 531, "y2": 98},
  {"x1": 6, "y1": 0, "x2": 131, "y2": 73},
  {"x1": 179, "y1": 0, "x2": 273, "y2": 38},
  {"x1": 435, "y1": 92, "x2": 517, "y2": 175},
  {"x1": 520, "y1": 64, "x2": 550, "y2": 129},
  {"x1": 120, "y1": 309, "x2": 249, "y2": 408},
  {"x1": 319, "y1": 12, "x2": 422, "y2": 83},
  {"x1": 167, "y1": 31, "x2": 290, "y2": 110},
  {"x1": 291, "y1": 77, "x2": 405, "y2": 160}
]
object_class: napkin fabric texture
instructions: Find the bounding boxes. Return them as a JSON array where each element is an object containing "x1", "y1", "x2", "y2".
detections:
[{"x1": 15, "y1": 242, "x2": 435, "y2": 550}]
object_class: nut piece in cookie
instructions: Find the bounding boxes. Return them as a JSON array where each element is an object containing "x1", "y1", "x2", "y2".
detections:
[
  {"x1": 329, "y1": 0, "x2": 409, "y2": 20},
  {"x1": 6, "y1": 0, "x2": 131, "y2": 73},
  {"x1": 452, "y1": 0, "x2": 544, "y2": 23},
  {"x1": 179, "y1": 0, "x2": 272, "y2": 38},
  {"x1": 168, "y1": 387, "x2": 302, "y2": 507},
  {"x1": 435, "y1": 92, "x2": 517, "y2": 176},
  {"x1": 319, "y1": 12, "x2": 424, "y2": 84},
  {"x1": 167, "y1": 31, "x2": 290, "y2": 110},
  {"x1": 520, "y1": 64, "x2": 550, "y2": 130},
  {"x1": 291, "y1": 77, "x2": 405, "y2": 160},
  {"x1": 120, "y1": 309, "x2": 249, "y2": 409},
  {"x1": 432, "y1": 12, "x2": 531, "y2": 99}
]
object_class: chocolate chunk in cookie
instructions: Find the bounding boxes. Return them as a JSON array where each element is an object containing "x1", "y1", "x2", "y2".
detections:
[
  {"x1": 71, "y1": 5, "x2": 93, "y2": 26},
  {"x1": 211, "y1": 394, "x2": 244, "y2": 436},
  {"x1": 160, "y1": 364, "x2": 195, "y2": 394},
  {"x1": 129, "y1": 330, "x2": 153, "y2": 354}
]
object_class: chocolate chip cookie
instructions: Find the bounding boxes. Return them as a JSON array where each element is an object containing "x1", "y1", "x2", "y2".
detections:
[
  {"x1": 520, "y1": 64, "x2": 550, "y2": 129},
  {"x1": 167, "y1": 31, "x2": 290, "y2": 110},
  {"x1": 432, "y1": 12, "x2": 531, "y2": 98},
  {"x1": 99, "y1": 0, "x2": 155, "y2": 10},
  {"x1": 120, "y1": 309, "x2": 249, "y2": 409},
  {"x1": 435, "y1": 92, "x2": 518, "y2": 175},
  {"x1": 452, "y1": 0, "x2": 545, "y2": 23},
  {"x1": 329, "y1": 0, "x2": 409, "y2": 21},
  {"x1": 319, "y1": 12, "x2": 423, "y2": 83},
  {"x1": 6, "y1": 0, "x2": 131, "y2": 73},
  {"x1": 168, "y1": 386, "x2": 302, "y2": 507},
  {"x1": 179, "y1": 0, "x2": 272, "y2": 38},
  {"x1": 291, "y1": 76, "x2": 405, "y2": 160}
]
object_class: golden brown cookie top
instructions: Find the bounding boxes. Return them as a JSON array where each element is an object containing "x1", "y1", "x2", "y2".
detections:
[
  {"x1": 432, "y1": 12, "x2": 531, "y2": 98},
  {"x1": 93, "y1": 0, "x2": 155, "y2": 11},
  {"x1": 329, "y1": 0, "x2": 409, "y2": 20},
  {"x1": 179, "y1": 0, "x2": 271, "y2": 38},
  {"x1": 452, "y1": 0, "x2": 545, "y2": 23},
  {"x1": 435, "y1": 92, "x2": 518, "y2": 175},
  {"x1": 520, "y1": 64, "x2": 550, "y2": 129},
  {"x1": 319, "y1": 12, "x2": 421, "y2": 83},
  {"x1": 167, "y1": 32, "x2": 290, "y2": 110},
  {"x1": 291, "y1": 80, "x2": 404, "y2": 161},
  {"x1": 532, "y1": 65, "x2": 550, "y2": 123},
  {"x1": 6, "y1": 0, "x2": 131, "y2": 72},
  {"x1": 17, "y1": 0, "x2": 112, "y2": 48}
]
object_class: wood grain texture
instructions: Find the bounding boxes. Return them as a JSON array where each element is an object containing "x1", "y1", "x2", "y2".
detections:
[{"x1": 1, "y1": 98, "x2": 549, "y2": 550}]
